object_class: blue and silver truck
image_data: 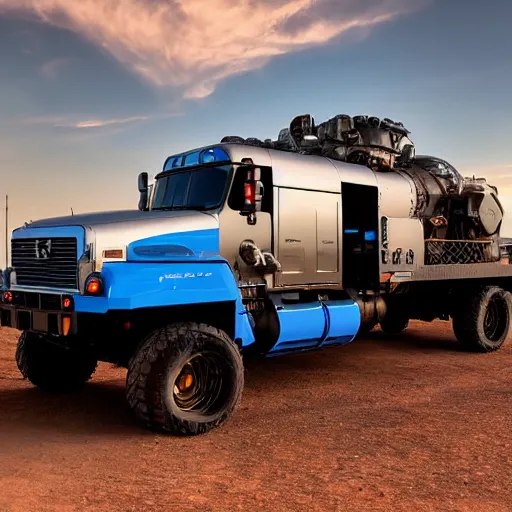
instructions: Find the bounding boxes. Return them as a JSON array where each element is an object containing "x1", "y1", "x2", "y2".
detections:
[{"x1": 2, "y1": 113, "x2": 512, "y2": 436}]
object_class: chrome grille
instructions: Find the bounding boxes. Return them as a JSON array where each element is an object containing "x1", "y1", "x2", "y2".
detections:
[{"x1": 11, "y1": 237, "x2": 78, "y2": 290}]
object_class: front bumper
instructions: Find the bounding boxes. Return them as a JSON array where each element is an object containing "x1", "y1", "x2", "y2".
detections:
[{"x1": 0, "y1": 290, "x2": 77, "y2": 336}]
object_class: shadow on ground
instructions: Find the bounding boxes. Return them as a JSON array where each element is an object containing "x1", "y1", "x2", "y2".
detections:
[{"x1": 0, "y1": 321, "x2": 466, "y2": 438}]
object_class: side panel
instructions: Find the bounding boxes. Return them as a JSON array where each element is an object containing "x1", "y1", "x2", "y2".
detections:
[
  {"x1": 329, "y1": 159, "x2": 378, "y2": 188},
  {"x1": 74, "y1": 262, "x2": 238, "y2": 311},
  {"x1": 218, "y1": 207, "x2": 272, "y2": 269},
  {"x1": 275, "y1": 188, "x2": 341, "y2": 287},
  {"x1": 270, "y1": 150, "x2": 342, "y2": 192},
  {"x1": 380, "y1": 217, "x2": 425, "y2": 272},
  {"x1": 376, "y1": 171, "x2": 417, "y2": 219},
  {"x1": 316, "y1": 201, "x2": 340, "y2": 273}
]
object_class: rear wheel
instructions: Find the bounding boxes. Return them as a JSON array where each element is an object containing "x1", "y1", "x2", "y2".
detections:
[
  {"x1": 452, "y1": 285, "x2": 512, "y2": 352},
  {"x1": 126, "y1": 322, "x2": 244, "y2": 436},
  {"x1": 16, "y1": 331, "x2": 97, "y2": 392},
  {"x1": 379, "y1": 314, "x2": 409, "y2": 335},
  {"x1": 356, "y1": 319, "x2": 378, "y2": 337}
]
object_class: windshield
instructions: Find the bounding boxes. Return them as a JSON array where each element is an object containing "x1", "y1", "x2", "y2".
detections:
[{"x1": 152, "y1": 165, "x2": 231, "y2": 211}]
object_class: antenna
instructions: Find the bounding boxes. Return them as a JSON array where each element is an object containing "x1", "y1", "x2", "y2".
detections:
[
  {"x1": 70, "y1": 207, "x2": 74, "y2": 216},
  {"x1": 4, "y1": 195, "x2": 8, "y2": 268}
]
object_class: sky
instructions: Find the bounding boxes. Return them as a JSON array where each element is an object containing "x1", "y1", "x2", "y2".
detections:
[{"x1": 0, "y1": 0, "x2": 512, "y2": 265}]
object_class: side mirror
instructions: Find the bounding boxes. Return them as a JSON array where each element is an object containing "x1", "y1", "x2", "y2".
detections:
[
  {"x1": 138, "y1": 172, "x2": 149, "y2": 211},
  {"x1": 239, "y1": 162, "x2": 264, "y2": 226},
  {"x1": 243, "y1": 178, "x2": 264, "y2": 226}
]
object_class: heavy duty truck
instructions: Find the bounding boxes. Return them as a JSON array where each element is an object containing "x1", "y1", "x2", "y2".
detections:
[{"x1": 1, "y1": 113, "x2": 512, "y2": 436}]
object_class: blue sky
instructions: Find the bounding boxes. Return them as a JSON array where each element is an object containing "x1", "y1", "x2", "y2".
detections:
[{"x1": 0, "y1": 0, "x2": 511, "y2": 264}]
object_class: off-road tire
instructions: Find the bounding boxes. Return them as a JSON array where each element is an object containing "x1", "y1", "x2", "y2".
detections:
[
  {"x1": 126, "y1": 322, "x2": 244, "y2": 436},
  {"x1": 357, "y1": 319, "x2": 378, "y2": 337},
  {"x1": 452, "y1": 285, "x2": 512, "y2": 353},
  {"x1": 15, "y1": 336, "x2": 28, "y2": 379},
  {"x1": 16, "y1": 331, "x2": 97, "y2": 392},
  {"x1": 379, "y1": 314, "x2": 409, "y2": 335}
]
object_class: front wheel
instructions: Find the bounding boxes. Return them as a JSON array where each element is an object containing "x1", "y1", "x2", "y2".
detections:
[
  {"x1": 15, "y1": 331, "x2": 97, "y2": 392},
  {"x1": 126, "y1": 322, "x2": 244, "y2": 436},
  {"x1": 452, "y1": 285, "x2": 512, "y2": 353}
]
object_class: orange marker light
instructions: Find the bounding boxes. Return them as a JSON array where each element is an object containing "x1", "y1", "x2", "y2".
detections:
[
  {"x1": 63, "y1": 298, "x2": 71, "y2": 309},
  {"x1": 62, "y1": 316, "x2": 72, "y2": 336},
  {"x1": 103, "y1": 249, "x2": 124, "y2": 259}
]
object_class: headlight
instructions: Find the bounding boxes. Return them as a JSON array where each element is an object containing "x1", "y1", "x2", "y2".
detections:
[{"x1": 84, "y1": 273, "x2": 104, "y2": 296}]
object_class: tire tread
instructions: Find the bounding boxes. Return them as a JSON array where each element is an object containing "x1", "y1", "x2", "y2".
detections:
[
  {"x1": 452, "y1": 285, "x2": 512, "y2": 353},
  {"x1": 16, "y1": 331, "x2": 97, "y2": 392},
  {"x1": 126, "y1": 322, "x2": 244, "y2": 436}
]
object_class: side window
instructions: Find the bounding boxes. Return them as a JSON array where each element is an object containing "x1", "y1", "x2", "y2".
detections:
[
  {"x1": 228, "y1": 167, "x2": 247, "y2": 211},
  {"x1": 228, "y1": 166, "x2": 273, "y2": 213},
  {"x1": 184, "y1": 152, "x2": 199, "y2": 167}
]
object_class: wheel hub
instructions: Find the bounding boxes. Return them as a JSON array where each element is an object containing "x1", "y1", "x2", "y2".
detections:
[
  {"x1": 176, "y1": 371, "x2": 194, "y2": 392},
  {"x1": 483, "y1": 295, "x2": 508, "y2": 342},
  {"x1": 171, "y1": 352, "x2": 231, "y2": 414}
]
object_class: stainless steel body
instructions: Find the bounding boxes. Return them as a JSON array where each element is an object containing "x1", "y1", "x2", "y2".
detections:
[{"x1": 218, "y1": 143, "x2": 426, "y2": 289}]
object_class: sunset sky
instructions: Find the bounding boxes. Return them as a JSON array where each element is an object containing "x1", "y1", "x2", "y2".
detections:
[{"x1": 0, "y1": 0, "x2": 511, "y2": 265}]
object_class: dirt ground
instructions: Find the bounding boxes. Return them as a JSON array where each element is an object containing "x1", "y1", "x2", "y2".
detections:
[{"x1": 0, "y1": 322, "x2": 511, "y2": 512}]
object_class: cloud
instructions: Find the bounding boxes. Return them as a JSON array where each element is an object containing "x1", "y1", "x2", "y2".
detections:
[
  {"x1": 11, "y1": 114, "x2": 148, "y2": 128},
  {"x1": 11, "y1": 111, "x2": 183, "y2": 130},
  {"x1": 57, "y1": 116, "x2": 150, "y2": 129},
  {"x1": 0, "y1": 0, "x2": 426, "y2": 99}
]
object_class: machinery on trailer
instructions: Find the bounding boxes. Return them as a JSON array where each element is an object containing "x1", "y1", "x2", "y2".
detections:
[{"x1": 1, "y1": 113, "x2": 512, "y2": 436}]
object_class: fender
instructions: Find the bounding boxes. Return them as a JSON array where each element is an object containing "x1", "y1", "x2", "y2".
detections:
[{"x1": 73, "y1": 260, "x2": 255, "y2": 347}]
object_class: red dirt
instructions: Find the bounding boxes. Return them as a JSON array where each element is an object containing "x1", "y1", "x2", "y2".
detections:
[{"x1": 1, "y1": 321, "x2": 511, "y2": 512}]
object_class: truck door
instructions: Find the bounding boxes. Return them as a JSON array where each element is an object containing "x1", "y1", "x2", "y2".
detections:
[
  {"x1": 275, "y1": 188, "x2": 341, "y2": 287},
  {"x1": 219, "y1": 166, "x2": 272, "y2": 268},
  {"x1": 341, "y1": 183, "x2": 380, "y2": 291}
]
